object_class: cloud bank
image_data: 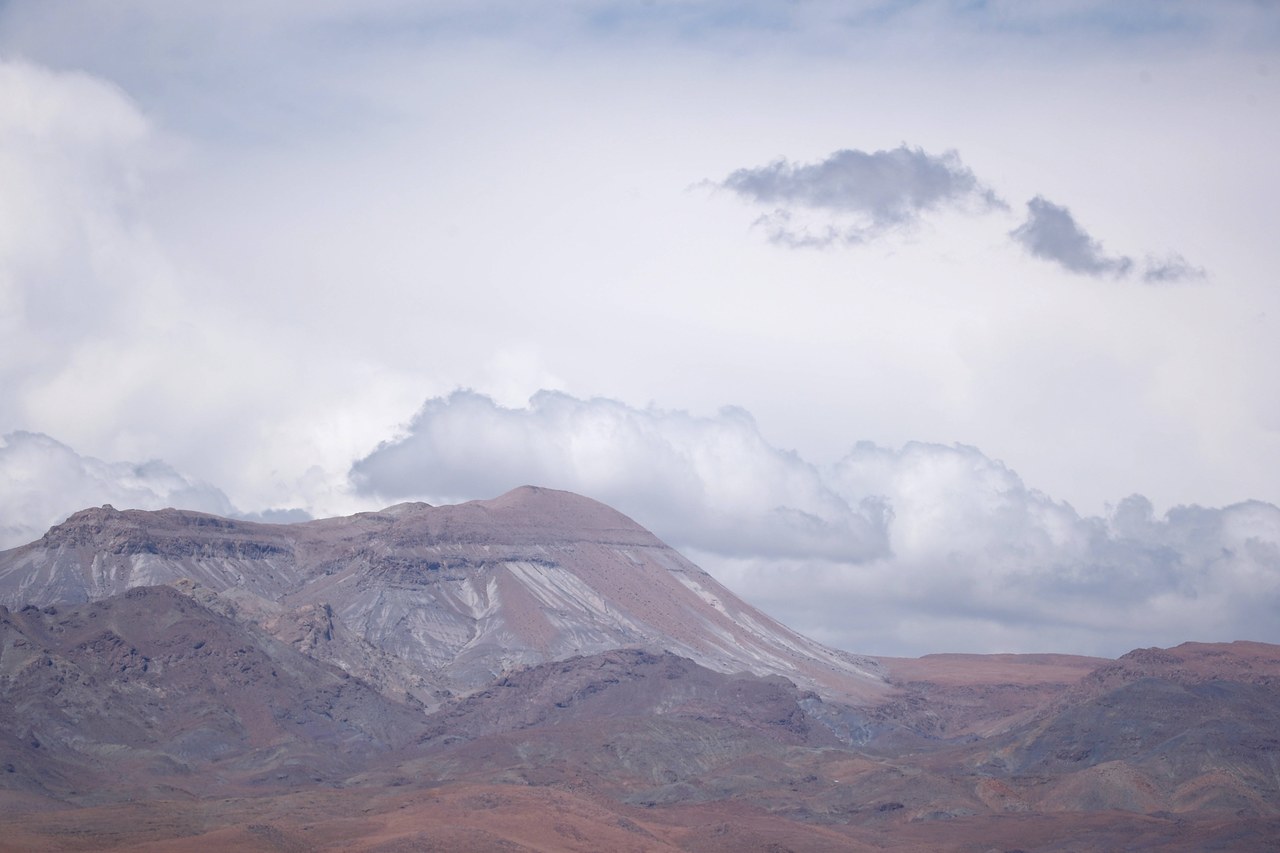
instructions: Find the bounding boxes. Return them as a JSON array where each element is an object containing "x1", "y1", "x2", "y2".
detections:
[
  {"x1": 809, "y1": 445, "x2": 1280, "y2": 655},
  {"x1": 5, "y1": 394, "x2": 1276, "y2": 658},
  {"x1": 719, "y1": 145, "x2": 1004, "y2": 247},
  {"x1": 351, "y1": 391, "x2": 1280, "y2": 657}
]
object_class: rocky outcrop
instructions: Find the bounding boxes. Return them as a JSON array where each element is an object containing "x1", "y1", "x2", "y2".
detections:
[{"x1": 0, "y1": 586, "x2": 426, "y2": 801}]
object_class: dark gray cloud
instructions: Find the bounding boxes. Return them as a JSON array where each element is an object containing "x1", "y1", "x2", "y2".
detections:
[
  {"x1": 720, "y1": 145, "x2": 1005, "y2": 247},
  {"x1": 1011, "y1": 197, "x2": 1209, "y2": 283},
  {"x1": 1010, "y1": 196, "x2": 1134, "y2": 277}
]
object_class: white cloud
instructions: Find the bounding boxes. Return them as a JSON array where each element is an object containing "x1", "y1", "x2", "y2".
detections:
[
  {"x1": 352, "y1": 391, "x2": 1280, "y2": 657},
  {"x1": 713, "y1": 444, "x2": 1280, "y2": 656},
  {"x1": 0, "y1": 432, "x2": 311, "y2": 550},
  {"x1": 0, "y1": 60, "x2": 162, "y2": 388},
  {"x1": 351, "y1": 390, "x2": 889, "y2": 562},
  {"x1": 0, "y1": 432, "x2": 235, "y2": 549},
  {"x1": 0, "y1": 57, "x2": 426, "y2": 520}
]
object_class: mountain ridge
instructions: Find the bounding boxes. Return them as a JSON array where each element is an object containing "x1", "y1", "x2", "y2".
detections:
[{"x1": 0, "y1": 486, "x2": 888, "y2": 706}]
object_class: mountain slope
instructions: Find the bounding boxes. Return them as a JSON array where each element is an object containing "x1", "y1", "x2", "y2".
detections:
[
  {"x1": 0, "y1": 587, "x2": 425, "y2": 802},
  {"x1": 1001, "y1": 641, "x2": 1280, "y2": 814},
  {"x1": 0, "y1": 486, "x2": 887, "y2": 704}
]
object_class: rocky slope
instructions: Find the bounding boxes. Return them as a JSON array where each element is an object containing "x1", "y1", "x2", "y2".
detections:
[
  {"x1": 0, "y1": 486, "x2": 886, "y2": 705},
  {"x1": 0, "y1": 586, "x2": 425, "y2": 802},
  {"x1": 997, "y1": 641, "x2": 1280, "y2": 814}
]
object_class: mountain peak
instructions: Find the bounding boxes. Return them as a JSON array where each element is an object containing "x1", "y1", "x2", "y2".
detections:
[
  {"x1": 473, "y1": 485, "x2": 654, "y2": 539},
  {"x1": 349, "y1": 485, "x2": 661, "y2": 551}
]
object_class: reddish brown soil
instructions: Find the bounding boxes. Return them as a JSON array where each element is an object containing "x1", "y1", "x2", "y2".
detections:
[
  {"x1": 876, "y1": 652, "x2": 1108, "y2": 687},
  {"x1": 3, "y1": 783, "x2": 1277, "y2": 852}
]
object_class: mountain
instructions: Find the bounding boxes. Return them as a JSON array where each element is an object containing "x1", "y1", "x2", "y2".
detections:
[
  {"x1": 0, "y1": 586, "x2": 425, "y2": 802},
  {"x1": 0, "y1": 486, "x2": 886, "y2": 705},
  {"x1": 4, "y1": 588, "x2": 1278, "y2": 850},
  {"x1": 1000, "y1": 641, "x2": 1280, "y2": 814},
  {"x1": 3, "y1": 488, "x2": 1279, "y2": 850}
]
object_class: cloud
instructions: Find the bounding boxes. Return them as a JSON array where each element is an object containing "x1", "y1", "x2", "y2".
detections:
[
  {"x1": 236, "y1": 507, "x2": 314, "y2": 524},
  {"x1": 0, "y1": 7, "x2": 1267, "y2": 658},
  {"x1": 5, "y1": 389, "x2": 1278, "y2": 658},
  {"x1": 353, "y1": 391, "x2": 1280, "y2": 657},
  {"x1": 1010, "y1": 196, "x2": 1134, "y2": 277},
  {"x1": 0, "y1": 57, "x2": 403, "y2": 517},
  {"x1": 710, "y1": 443, "x2": 1280, "y2": 657},
  {"x1": 719, "y1": 145, "x2": 1005, "y2": 247},
  {"x1": 1010, "y1": 197, "x2": 1209, "y2": 283},
  {"x1": 350, "y1": 390, "x2": 889, "y2": 562},
  {"x1": 0, "y1": 432, "x2": 234, "y2": 549},
  {"x1": 0, "y1": 60, "x2": 158, "y2": 364},
  {"x1": 0, "y1": 58, "x2": 189, "y2": 448},
  {"x1": 0, "y1": 432, "x2": 311, "y2": 550},
  {"x1": 1142, "y1": 252, "x2": 1207, "y2": 284}
]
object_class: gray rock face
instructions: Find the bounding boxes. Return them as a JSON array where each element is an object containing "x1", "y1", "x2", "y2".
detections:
[{"x1": 0, "y1": 486, "x2": 887, "y2": 705}]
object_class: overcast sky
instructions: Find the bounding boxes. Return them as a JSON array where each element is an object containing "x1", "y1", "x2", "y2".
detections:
[{"x1": 2, "y1": 1, "x2": 1278, "y2": 656}]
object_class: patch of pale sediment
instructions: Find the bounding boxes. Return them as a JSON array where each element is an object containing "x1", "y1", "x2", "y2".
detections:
[
  {"x1": 659, "y1": 556, "x2": 887, "y2": 695},
  {"x1": 344, "y1": 588, "x2": 474, "y2": 668},
  {"x1": 646, "y1": 548, "x2": 696, "y2": 575},
  {"x1": 442, "y1": 576, "x2": 498, "y2": 621},
  {"x1": 610, "y1": 548, "x2": 647, "y2": 566},
  {"x1": 119, "y1": 553, "x2": 297, "y2": 602},
  {"x1": 689, "y1": 616, "x2": 746, "y2": 656},
  {"x1": 667, "y1": 571, "x2": 725, "y2": 612},
  {"x1": 504, "y1": 561, "x2": 613, "y2": 616},
  {"x1": 730, "y1": 608, "x2": 880, "y2": 678},
  {"x1": 541, "y1": 610, "x2": 650, "y2": 647},
  {"x1": 665, "y1": 570, "x2": 806, "y2": 660},
  {"x1": 88, "y1": 552, "x2": 118, "y2": 597},
  {"x1": 223, "y1": 589, "x2": 287, "y2": 623},
  {"x1": 4, "y1": 551, "x2": 87, "y2": 606}
]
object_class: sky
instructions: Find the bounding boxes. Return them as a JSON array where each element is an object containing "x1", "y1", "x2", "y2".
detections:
[{"x1": 1, "y1": 0, "x2": 1279, "y2": 657}]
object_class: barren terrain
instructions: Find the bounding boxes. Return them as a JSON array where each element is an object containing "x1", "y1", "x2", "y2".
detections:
[{"x1": 2, "y1": 489, "x2": 1278, "y2": 850}]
